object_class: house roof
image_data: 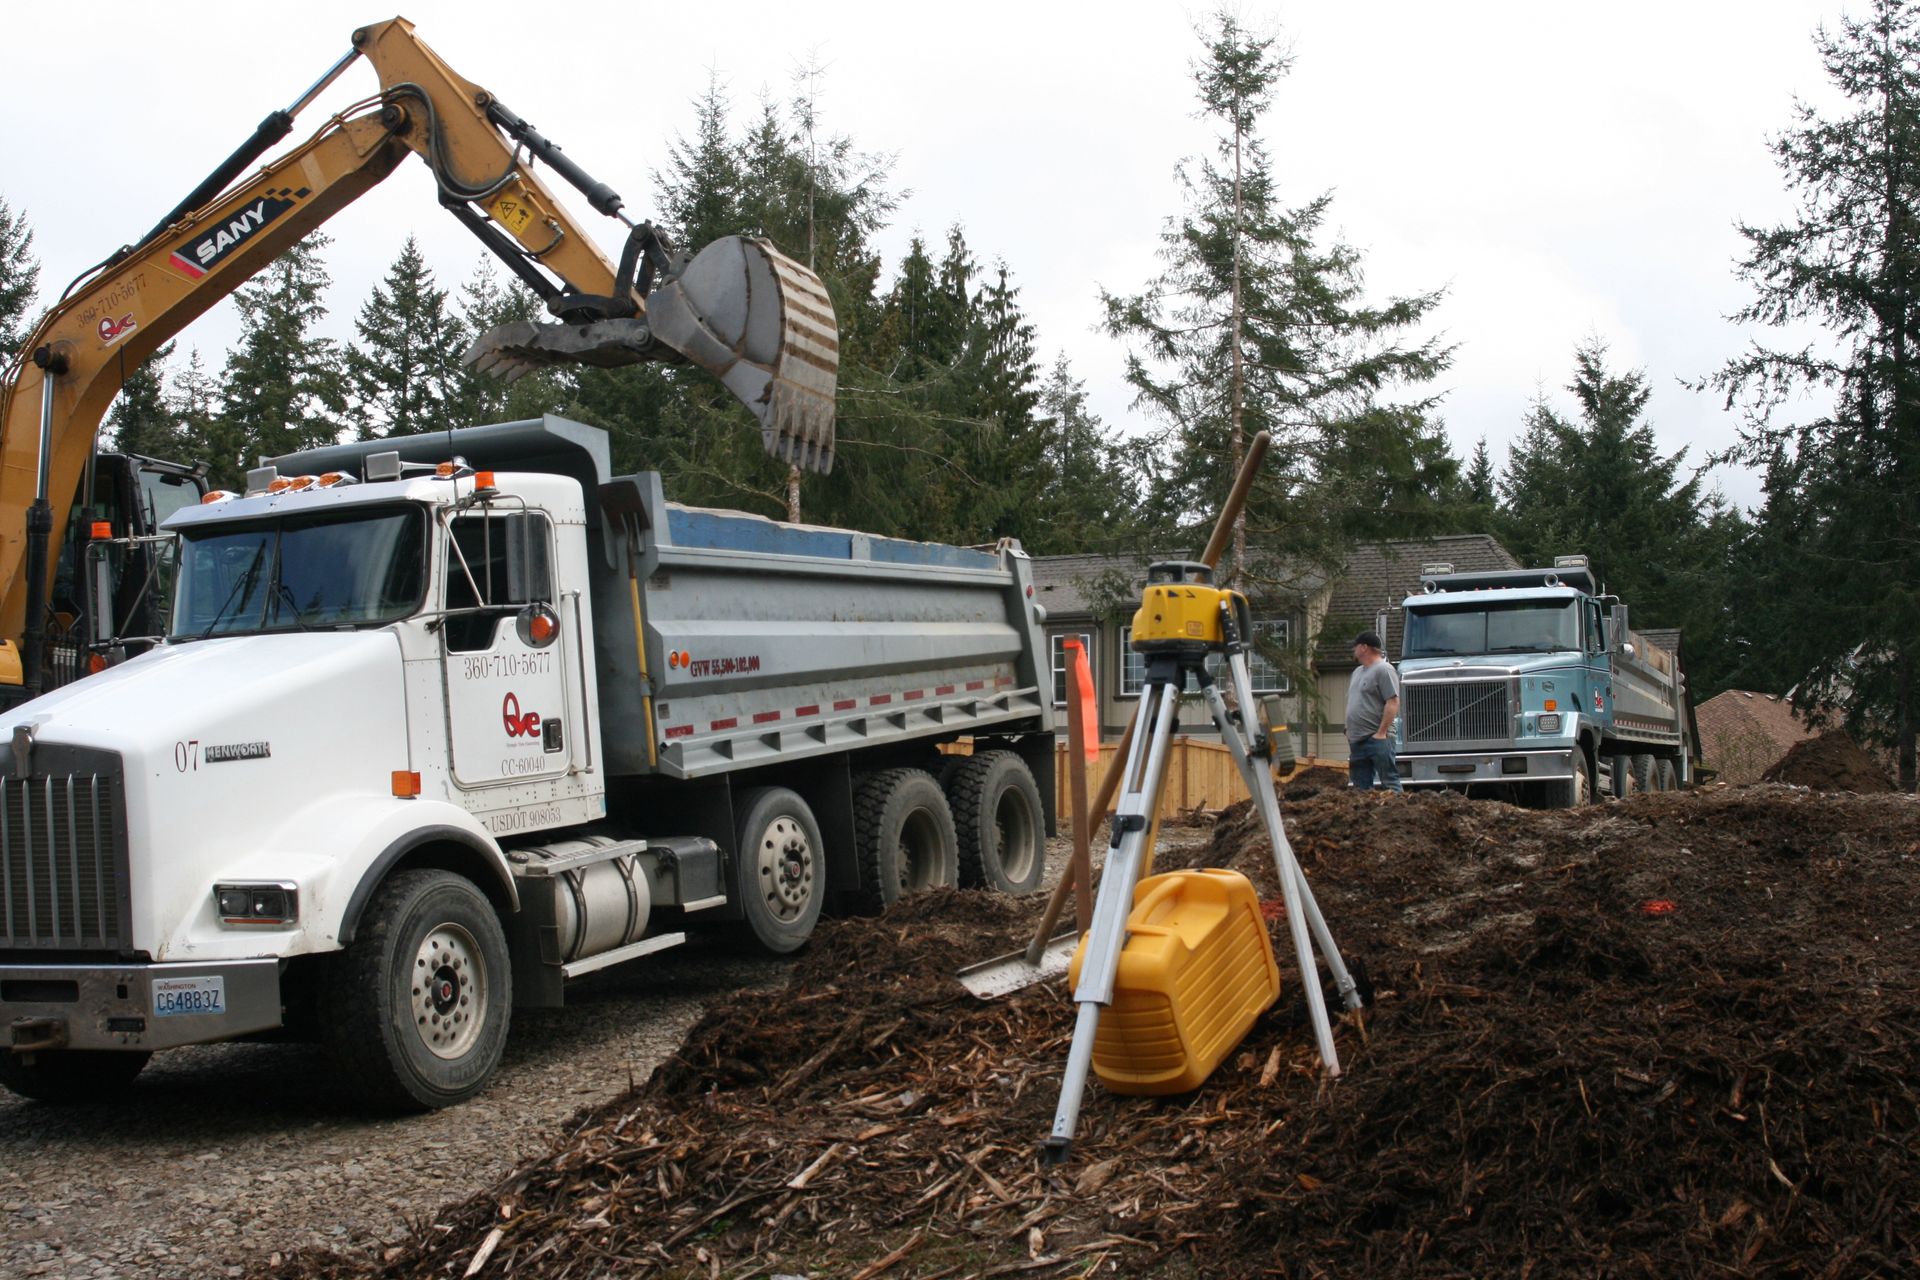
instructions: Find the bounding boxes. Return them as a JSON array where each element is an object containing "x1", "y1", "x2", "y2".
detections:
[
  {"x1": 1695, "y1": 689, "x2": 1818, "y2": 784},
  {"x1": 1315, "y1": 534, "x2": 1523, "y2": 666}
]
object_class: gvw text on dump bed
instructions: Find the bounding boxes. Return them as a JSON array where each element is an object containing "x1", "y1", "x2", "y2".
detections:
[{"x1": 0, "y1": 418, "x2": 1054, "y2": 1107}]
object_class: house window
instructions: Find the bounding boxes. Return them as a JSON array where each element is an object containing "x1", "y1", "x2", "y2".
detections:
[
  {"x1": 1050, "y1": 631, "x2": 1093, "y2": 706},
  {"x1": 1118, "y1": 618, "x2": 1291, "y2": 695}
]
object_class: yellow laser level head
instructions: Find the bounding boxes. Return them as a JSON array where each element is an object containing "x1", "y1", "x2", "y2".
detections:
[{"x1": 1130, "y1": 561, "x2": 1247, "y2": 654}]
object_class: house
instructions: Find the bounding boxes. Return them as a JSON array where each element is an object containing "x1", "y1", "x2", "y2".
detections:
[
  {"x1": 1694, "y1": 689, "x2": 1818, "y2": 784},
  {"x1": 1029, "y1": 534, "x2": 1522, "y2": 759}
]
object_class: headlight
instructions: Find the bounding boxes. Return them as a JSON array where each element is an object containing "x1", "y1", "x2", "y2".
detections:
[
  {"x1": 214, "y1": 882, "x2": 299, "y2": 925},
  {"x1": 1536, "y1": 713, "x2": 1562, "y2": 733}
]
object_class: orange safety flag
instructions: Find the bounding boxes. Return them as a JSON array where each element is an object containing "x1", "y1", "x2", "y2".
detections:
[{"x1": 1063, "y1": 637, "x2": 1099, "y2": 762}]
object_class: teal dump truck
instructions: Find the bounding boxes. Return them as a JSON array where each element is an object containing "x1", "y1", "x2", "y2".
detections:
[{"x1": 1391, "y1": 556, "x2": 1691, "y2": 807}]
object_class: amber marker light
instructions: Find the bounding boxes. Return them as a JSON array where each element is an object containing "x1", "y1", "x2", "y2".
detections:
[
  {"x1": 474, "y1": 470, "x2": 496, "y2": 491},
  {"x1": 90, "y1": 521, "x2": 113, "y2": 540},
  {"x1": 392, "y1": 770, "x2": 422, "y2": 798},
  {"x1": 436, "y1": 461, "x2": 457, "y2": 477},
  {"x1": 1543, "y1": 700, "x2": 1557, "y2": 711},
  {"x1": 87, "y1": 654, "x2": 107, "y2": 674},
  {"x1": 528, "y1": 612, "x2": 556, "y2": 644}
]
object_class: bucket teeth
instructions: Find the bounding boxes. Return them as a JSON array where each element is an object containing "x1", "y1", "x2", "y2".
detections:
[{"x1": 460, "y1": 237, "x2": 839, "y2": 474}]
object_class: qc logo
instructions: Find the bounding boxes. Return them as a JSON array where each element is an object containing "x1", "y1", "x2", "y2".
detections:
[
  {"x1": 502, "y1": 692, "x2": 542, "y2": 739},
  {"x1": 98, "y1": 313, "x2": 137, "y2": 345}
]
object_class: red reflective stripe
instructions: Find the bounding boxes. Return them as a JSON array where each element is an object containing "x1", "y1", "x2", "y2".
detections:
[
  {"x1": 994, "y1": 676, "x2": 1013, "y2": 687},
  {"x1": 935, "y1": 685, "x2": 955, "y2": 696},
  {"x1": 870, "y1": 694, "x2": 892, "y2": 705},
  {"x1": 965, "y1": 680, "x2": 985, "y2": 691},
  {"x1": 664, "y1": 725, "x2": 694, "y2": 740},
  {"x1": 795, "y1": 704, "x2": 820, "y2": 717},
  {"x1": 710, "y1": 717, "x2": 738, "y2": 731},
  {"x1": 833, "y1": 699, "x2": 858, "y2": 711},
  {"x1": 753, "y1": 710, "x2": 782, "y2": 724},
  {"x1": 903, "y1": 689, "x2": 925, "y2": 701}
]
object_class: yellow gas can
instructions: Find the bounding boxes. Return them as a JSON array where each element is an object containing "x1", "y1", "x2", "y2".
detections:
[{"x1": 1067, "y1": 868, "x2": 1280, "y2": 1096}]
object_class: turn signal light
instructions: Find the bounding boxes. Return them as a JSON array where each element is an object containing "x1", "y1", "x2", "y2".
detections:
[
  {"x1": 436, "y1": 461, "x2": 457, "y2": 477},
  {"x1": 392, "y1": 770, "x2": 422, "y2": 798},
  {"x1": 1543, "y1": 699, "x2": 1557, "y2": 711},
  {"x1": 90, "y1": 521, "x2": 113, "y2": 540}
]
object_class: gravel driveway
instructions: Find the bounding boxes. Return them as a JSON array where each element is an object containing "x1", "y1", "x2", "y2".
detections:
[{"x1": 0, "y1": 942, "x2": 790, "y2": 1279}]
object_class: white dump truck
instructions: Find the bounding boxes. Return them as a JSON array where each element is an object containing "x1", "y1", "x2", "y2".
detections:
[{"x1": 0, "y1": 417, "x2": 1055, "y2": 1106}]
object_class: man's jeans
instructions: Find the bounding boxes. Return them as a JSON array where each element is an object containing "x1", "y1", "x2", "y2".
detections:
[{"x1": 1349, "y1": 737, "x2": 1402, "y2": 792}]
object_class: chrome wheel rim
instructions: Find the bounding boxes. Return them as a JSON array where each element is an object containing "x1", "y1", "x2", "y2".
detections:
[
  {"x1": 757, "y1": 815, "x2": 814, "y2": 922},
  {"x1": 412, "y1": 922, "x2": 487, "y2": 1061}
]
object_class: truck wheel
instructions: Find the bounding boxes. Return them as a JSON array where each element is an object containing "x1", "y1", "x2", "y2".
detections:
[
  {"x1": 948, "y1": 751, "x2": 1045, "y2": 895},
  {"x1": 853, "y1": 769, "x2": 958, "y2": 913},
  {"x1": 1631, "y1": 754, "x2": 1656, "y2": 795},
  {"x1": 320, "y1": 869, "x2": 511, "y2": 1110},
  {"x1": 733, "y1": 787, "x2": 826, "y2": 954},
  {"x1": 1656, "y1": 759, "x2": 1679, "y2": 791},
  {"x1": 1542, "y1": 752, "x2": 1593, "y2": 810},
  {"x1": 0, "y1": 1049, "x2": 148, "y2": 1103}
]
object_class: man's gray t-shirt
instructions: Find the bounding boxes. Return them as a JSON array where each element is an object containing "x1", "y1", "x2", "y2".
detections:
[{"x1": 1346, "y1": 660, "x2": 1399, "y2": 741}]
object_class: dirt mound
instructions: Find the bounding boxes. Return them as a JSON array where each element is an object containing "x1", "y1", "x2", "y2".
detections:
[
  {"x1": 1283, "y1": 763, "x2": 1350, "y2": 798},
  {"x1": 274, "y1": 788, "x2": 1920, "y2": 1279},
  {"x1": 1762, "y1": 728, "x2": 1895, "y2": 792}
]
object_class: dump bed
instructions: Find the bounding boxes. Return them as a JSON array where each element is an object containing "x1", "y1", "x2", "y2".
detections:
[
  {"x1": 591, "y1": 473, "x2": 1051, "y2": 778},
  {"x1": 1610, "y1": 626, "x2": 1687, "y2": 750}
]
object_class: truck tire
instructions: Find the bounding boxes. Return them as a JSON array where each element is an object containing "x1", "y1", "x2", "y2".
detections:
[
  {"x1": 320, "y1": 869, "x2": 511, "y2": 1111},
  {"x1": 853, "y1": 768, "x2": 958, "y2": 913},
  {"x1": 0, "y1": 1049, "x2": 148, "y2": 1103},
  {"x1": 733, "y1": 786, "x2": 825, "y2": 954},
  {"x1": 1630, "y1": 754, "x2": 1656, "y2": 795},
  {"x1": 948, "y1": 750, "x2": 1045, "y2": 896},
  {"x1": 1656, "y1": 759, "x2": 1679, "y2": 791},
  {"x1": 1542, "y1": 751, "x2": 1593, "y2": 810}
]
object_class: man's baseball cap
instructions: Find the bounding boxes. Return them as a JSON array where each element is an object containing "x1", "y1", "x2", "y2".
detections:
[{"x1": 1353, "y1": 630, "x2": 1383, "y2": 650}]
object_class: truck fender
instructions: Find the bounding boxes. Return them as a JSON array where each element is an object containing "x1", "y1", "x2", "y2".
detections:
[{"x1": 336, "y1": 819, "x2": 520, "y2": 946}]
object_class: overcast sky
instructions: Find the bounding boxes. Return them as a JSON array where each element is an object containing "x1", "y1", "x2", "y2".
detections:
[{"x1": 6, "y1": 1, "x2": 1857, "y2": 512}]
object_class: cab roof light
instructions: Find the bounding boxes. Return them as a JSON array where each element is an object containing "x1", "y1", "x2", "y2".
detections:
[
  {"x1": 200, "y1": 489, "x2": 238, "y2": 505},
  {"x1": 317, "y1": 472, "x2": 356, "y2": 488},
  {"x1": 89, "y1": 521, "x2": 113, "y2": 540}
]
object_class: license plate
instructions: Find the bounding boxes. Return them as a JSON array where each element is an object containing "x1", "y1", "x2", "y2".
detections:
[{"x1": 152, "y1": 975, "x2": 226, "y2": 1018}]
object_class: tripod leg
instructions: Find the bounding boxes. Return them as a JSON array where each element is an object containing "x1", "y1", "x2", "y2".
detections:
[
  {"x1": 1203, "y1": 675, "x2": 1353, "y2": 1074},
  {"x1": 1044, "y1": 678, "x2": 1180, "y2": 1164}
]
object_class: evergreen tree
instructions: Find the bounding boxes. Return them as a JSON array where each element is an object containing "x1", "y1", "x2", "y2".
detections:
[
  {"x1": 1464, "y1": 436, "x2": 1496, "y2": 507},
  {"x1": 1027, "y1": 357, "x2": 1145, "y2": 553},
  {"x1": 106, "y1": 341, "x2": 181, "y2": 460},
  {"x1": 658, "y1": 73, "x2": 744, "y2": 252},
  {"x1": 348, "y1": 236, "x2": 462, "y2": 440},
  {"x1": 1710, "y1": 0, "x2": 1920, "y2": 784},
  {"x1": 219, "y1": 233, "x2": 348, "y2": 466},
  {"x1": 172, "y1": 348, "x2": 245, "y2": 489},
  {"x1": 1506, "y1": 342, "x2": 1741, "y2": 692},
  {"x1": 1100, "y1": 10, "x2": 1450, "y2": 590},
  {"x1": 0, "y1": 196, "x2": 40, "y2": 358}
]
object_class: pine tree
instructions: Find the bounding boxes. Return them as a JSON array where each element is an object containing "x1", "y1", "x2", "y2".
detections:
[
  {"x1": 447, "y1": 255, "x2": 566, "y2": 427},
  {"x1": 0, "y1": 196, "x2": 40, "y2": 358},
  {"x1": 172, "y1": 348, "x2": 246, "y2": 489},
  {"x1": 220, "y1": 234, "x2": 348, "y2": 465},
  {"x1": 1710, "y1": 0, "x2": 1920, "y2": 786},
  {"x1": 658, "y1": 73, "x2": 744, "y2": 252},
  {"x1": 106, "y1": 341, "x2": 181, "y2": 460},
  {"x1": 1464, "y1": 437, "x2": 1496, "y2": 507},
  {"x1": 1027, "y1": 357, "x2": 1144, "y2": 553},
  {"x1": 1100, "y1": 9, "x2": 1450, "y2": 588},
  {"x1": 347, "y1": 236, "x2": 462, "y2": 440}
]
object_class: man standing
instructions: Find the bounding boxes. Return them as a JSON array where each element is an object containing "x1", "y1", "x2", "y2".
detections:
[{"x1": 1346, "y1": 630, "x2": 1402, "y2": 792}]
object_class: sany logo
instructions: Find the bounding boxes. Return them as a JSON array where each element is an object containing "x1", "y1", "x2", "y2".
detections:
[
  {"x1": 98, "y1": 313, "x2": 136, "y2": 345},
  {"x1": 502, "y1": 692, "x2": 542, "y2": 739},
  {"x1": 166, "y1": 189, "x2": 303, "y2": 280}
]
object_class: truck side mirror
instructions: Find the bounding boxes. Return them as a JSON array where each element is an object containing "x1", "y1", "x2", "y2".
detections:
[
  {"x1": 516, "y1": 602, "x2": 560, "y2": 648},
  {"x1": 1610, "y1": 603, "x2": 1629, "y2": 651}
]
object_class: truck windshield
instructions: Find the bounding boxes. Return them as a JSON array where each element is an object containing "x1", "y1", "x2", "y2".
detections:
[
  {"x1": 171, "y1": 506, "x2": 427, "y2": 638},
  {"x1": 1404, "y1": 600, "x2": 1579, "y2": 657}
]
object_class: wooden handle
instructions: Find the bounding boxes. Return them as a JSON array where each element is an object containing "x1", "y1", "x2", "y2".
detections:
[{"x1": 1200, "y1": 430, "x2": 1271, "y2": 570}]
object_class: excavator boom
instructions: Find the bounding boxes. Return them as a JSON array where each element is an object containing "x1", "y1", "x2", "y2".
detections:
[{"x1": 0, "y1": 16, "x2": 840, "y2": 692}]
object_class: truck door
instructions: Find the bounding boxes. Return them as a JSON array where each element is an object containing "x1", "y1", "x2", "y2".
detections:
[
  {"x1": 1586, "y1": 599, "x2": 1611, "y2": 720},
  {"x1": 440, "y1": 508, "x2": 572, "y2": 789}
]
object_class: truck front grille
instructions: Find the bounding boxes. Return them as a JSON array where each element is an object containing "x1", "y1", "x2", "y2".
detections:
[
  {"x1": 1404, "y1": 679, "x2": 1513, "y2": 745},
  {"x1": 0, "y1": 751, "x2": 130, "y2": 952}
]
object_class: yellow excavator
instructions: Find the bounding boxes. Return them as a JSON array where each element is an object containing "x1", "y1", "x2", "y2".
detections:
[{"x1": 0, "y1": 16, "x2": 839, "y2": 708}]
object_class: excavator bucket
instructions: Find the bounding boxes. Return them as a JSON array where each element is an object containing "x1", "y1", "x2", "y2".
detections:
[{"x1": 464, "y1": 236, "x2": 839, "y2": 474}]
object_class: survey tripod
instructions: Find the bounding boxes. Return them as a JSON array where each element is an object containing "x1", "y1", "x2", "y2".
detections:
[{"x1": 1043, "y1": 560, "x2": 1365, "y2": 1165}]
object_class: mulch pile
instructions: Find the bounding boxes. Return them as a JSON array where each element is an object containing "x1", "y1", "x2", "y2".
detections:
[
  {"x1": 1762, "y1": 730, "x2": 1895, "y2": 793},
  {"x1": 274, "y1": 786, "x2": 1920, "y2": 1279}
]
